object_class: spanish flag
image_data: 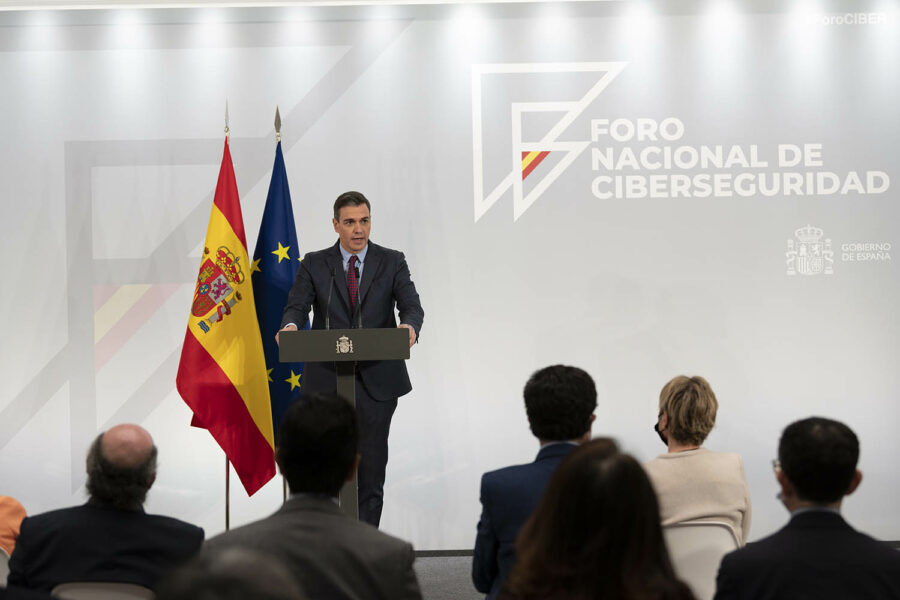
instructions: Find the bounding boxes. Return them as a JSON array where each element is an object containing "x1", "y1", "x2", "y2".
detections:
[{"x1": 176, "y1": 137, "x2": 275, "y2": 496}]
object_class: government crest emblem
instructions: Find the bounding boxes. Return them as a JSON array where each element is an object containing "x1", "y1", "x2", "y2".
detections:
[
  {"x1": 192, "y1": 246, "x2": 246, "y2": 332},
  {"x1": 786, "y1": 225, "x2": 833, "y2": 276},
  {"x1": 336, "y1": 335, "x2": 354, "y2": 354}
]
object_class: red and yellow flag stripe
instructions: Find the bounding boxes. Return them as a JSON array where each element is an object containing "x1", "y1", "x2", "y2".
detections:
[{"x1": 522, "y1": 150, "x2": 550, "y2": 180}]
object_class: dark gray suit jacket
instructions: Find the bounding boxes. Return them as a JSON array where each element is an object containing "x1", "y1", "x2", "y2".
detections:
[
  {"x1": 205, "y1": 496, "x2": 422, "y2": 600},
  {"x1": 281, "y1": 241, "x2": 424, "y2": 402},
  {"x1": 714, "y1": 510, "x2": 900, "y2": 600}
]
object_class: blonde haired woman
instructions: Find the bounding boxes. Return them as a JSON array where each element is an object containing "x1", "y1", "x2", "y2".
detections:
[{"x1": 644, "y1": 375, "x2": 751, "y2": 545}]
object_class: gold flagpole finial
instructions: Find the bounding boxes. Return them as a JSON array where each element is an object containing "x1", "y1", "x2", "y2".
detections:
[
  {"x1": 225, "y1": 100, "x2": 230, "y2": 138},
  {"x1": 275, "y1": 106, "x2": 282, "y2": 143}
]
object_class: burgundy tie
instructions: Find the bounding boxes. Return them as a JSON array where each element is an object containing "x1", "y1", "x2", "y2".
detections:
[{"x1": 348, "y1": 255, "x2": 359, "y2": 312}]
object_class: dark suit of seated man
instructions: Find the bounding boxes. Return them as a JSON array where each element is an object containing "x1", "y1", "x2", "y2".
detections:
[
  {"x1": 472, "y1": 365, "x2": 597, "y2": 600},
  {"x1": 0, "y1": 587, "x2": 57, "y2": 600},
  {"x1": 715, "y1": 417, "x2": 900, "y2": 600},
  {"x1": 7, "y1": 425, "x2": 203, "y2": 593},
  {"x1": 204, "y1": 392, "x2": 422, "y2": 600}
]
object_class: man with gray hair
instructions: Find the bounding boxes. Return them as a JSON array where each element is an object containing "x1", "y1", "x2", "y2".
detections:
[{"x1": 7, "y1": 424, "x2": 203, "y2": 593}]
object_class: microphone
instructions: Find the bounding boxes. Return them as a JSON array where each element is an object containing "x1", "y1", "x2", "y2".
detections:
[{"x1": 325, "y1": 267, "x2": 335, "y2": 330}]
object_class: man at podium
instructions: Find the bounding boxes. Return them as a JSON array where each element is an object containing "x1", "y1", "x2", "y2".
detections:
[{"x1": 278, "y1": 191, "x2": 424, "y2": 527}]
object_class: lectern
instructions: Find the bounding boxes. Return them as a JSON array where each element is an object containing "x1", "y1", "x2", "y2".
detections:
[{"x1": 279, "y1": 328, "x2": 410, "y2": 518}]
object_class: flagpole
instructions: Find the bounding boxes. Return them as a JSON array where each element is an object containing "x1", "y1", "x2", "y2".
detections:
[
  {"x1": 223, "y1": 102, "x2": 231, "y2": 533},
  {"x1": 275, "y1": 105, "x2": 282, "y2": 143},
  {"x1": 276, "y1": 104, "x2": 285, "y2": 506},
  {"x1": 224, "y1": 99, "x2": 230, "y2": 140}
]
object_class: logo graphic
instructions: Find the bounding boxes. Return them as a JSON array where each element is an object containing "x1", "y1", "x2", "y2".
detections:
[
  {"x1": 336, "y1": 335, "x2": 354, "y2": 354},
  {"x1": 192, "y1": 246, "x2": 246, "y2": 332},
  {"x1": 786, "y1": 225, "x2": 834, "y2": 276},
  {"x1": 472, "y1": 62, "x2": 626, "y2": 222}
]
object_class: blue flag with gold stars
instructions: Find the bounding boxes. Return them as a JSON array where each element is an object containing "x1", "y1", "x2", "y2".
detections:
[{"x1": 251, "y1": 141, "x2": 308, "y2": 441}]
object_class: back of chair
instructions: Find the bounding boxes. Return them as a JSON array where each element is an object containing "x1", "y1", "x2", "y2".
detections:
[
  {"x1": 52, "y1": 582, "x2": 156, "y2": 600},
  {"x1": 0, "y1": 547, "x2": 9, "y2": 585},
  {"x1": 663, "y1": 520, "x2": 739, "y2": 600}
]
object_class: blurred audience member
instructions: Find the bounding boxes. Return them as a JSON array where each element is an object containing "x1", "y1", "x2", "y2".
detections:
[
  {"x1": 7, "y1": 425, "x2": 203, "y2": 592},
  {"x1": 0, "y1": 586, "x2": 57, "y2": 600},
  {"x1": 472, "y1": 365, "x2": 597, "y2": 600},
  {"x1": 0, "y1": 496, "x2": 26, "y2": 556},
  {"x1": 205, "y1": 392, "x2": 422, "y2": 600},
  {"x1": 501, "y1": 439, "x2": 694, "y2": 600},
  {"x1": 715, "y1": 417, "x2": 900, "y2": 600},
  {"x1": 157, "y1": 547, "x2": 305, "y2": 600},
  {"x1": 644, "y1": 375, "x2": 751, "y2": 544}
]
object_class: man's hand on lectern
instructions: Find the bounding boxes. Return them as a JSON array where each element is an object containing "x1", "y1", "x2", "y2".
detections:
[
  {"x1": 276, "y1": 323, "x2": 298, "y2": 346},
  {"x1": 398, "y1": 324, "x2": 417, "y2": 348}
]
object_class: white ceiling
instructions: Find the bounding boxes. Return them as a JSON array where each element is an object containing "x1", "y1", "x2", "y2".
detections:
[{"x1": 0, "y1": 0, "x2": 603, "y2": 10}]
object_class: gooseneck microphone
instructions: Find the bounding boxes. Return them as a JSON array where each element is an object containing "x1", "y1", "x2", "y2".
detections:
[{"x1": 325, "y1": 267, "x2": 335, "y2": 330}]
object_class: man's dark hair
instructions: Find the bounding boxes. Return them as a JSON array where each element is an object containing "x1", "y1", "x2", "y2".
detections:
[
  {"x1": 778, "y1": 416, "x2": 859, "y2": 504},
  {"x1": 278, "y1": 392, "x2": 358, "y2": 495},
  {"x1": 85, "y1": 433, "x2": 157, "y2": 510},
  {"x1": 524, "y1": 365, "x2": 597, "y2": 441},
  {"x1": 333, "y1": 191, "x2": 371, "y2": 221}
]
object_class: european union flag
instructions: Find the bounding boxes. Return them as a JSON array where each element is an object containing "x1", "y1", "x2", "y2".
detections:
[{"x1": 252, "y1": 141, "x2": 308, "y2": 441}]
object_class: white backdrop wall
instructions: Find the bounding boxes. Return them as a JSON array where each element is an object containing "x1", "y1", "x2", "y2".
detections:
[{"x1": 1, "y1": 0, "x2": 898, "y2": 550}]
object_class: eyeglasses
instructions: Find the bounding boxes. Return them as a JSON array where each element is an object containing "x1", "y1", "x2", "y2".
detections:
[{"x1": 771, "y1": 459, "x2": 781, "y2": 471}]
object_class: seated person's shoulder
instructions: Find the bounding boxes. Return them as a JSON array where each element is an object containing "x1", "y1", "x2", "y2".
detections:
[
  {"x1": 644, "y1": 449, "x2": 747, "y2": 486},
  {"x1": 481, "y1": 461, "x2": 538, "y2": 490},
  {"x1": 349, "y1": 524, "x2": 415, "y2": 569},
  {"x1": 144, "y1": 513, "x2": 204, "y2": 543},
  {"x1": 721, "y1": 525, "x2": 807, "y2": 566},
  {"x1": 642, "y1": 455, "x2": 673, "y2": 482},
  {"x1": 717, "y1": 450, "x2": 745, "y2": 465},
  {"x1": 643, "y1": 455, "x2": 664, "y2": 470},
  {"x1": 848, "y1": 528, "x2": 900, "y2": 566},
  {"x1": 705, "y1": 452, "x2": 750, "y2": 490},
  {"x1": 691, "y1": 449, "x2": 746, "y2": 473},
  {"x1": 0, "y1": 496, "x2": 26, "y2": 515},
  {"x1": 17, "y1": 505, "x2": 85, "y2": 532}
]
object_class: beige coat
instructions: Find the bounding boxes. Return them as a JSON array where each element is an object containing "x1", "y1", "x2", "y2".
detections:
[{"x1": 644, "y1": 448, "x2": 752, "y2": 545}]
